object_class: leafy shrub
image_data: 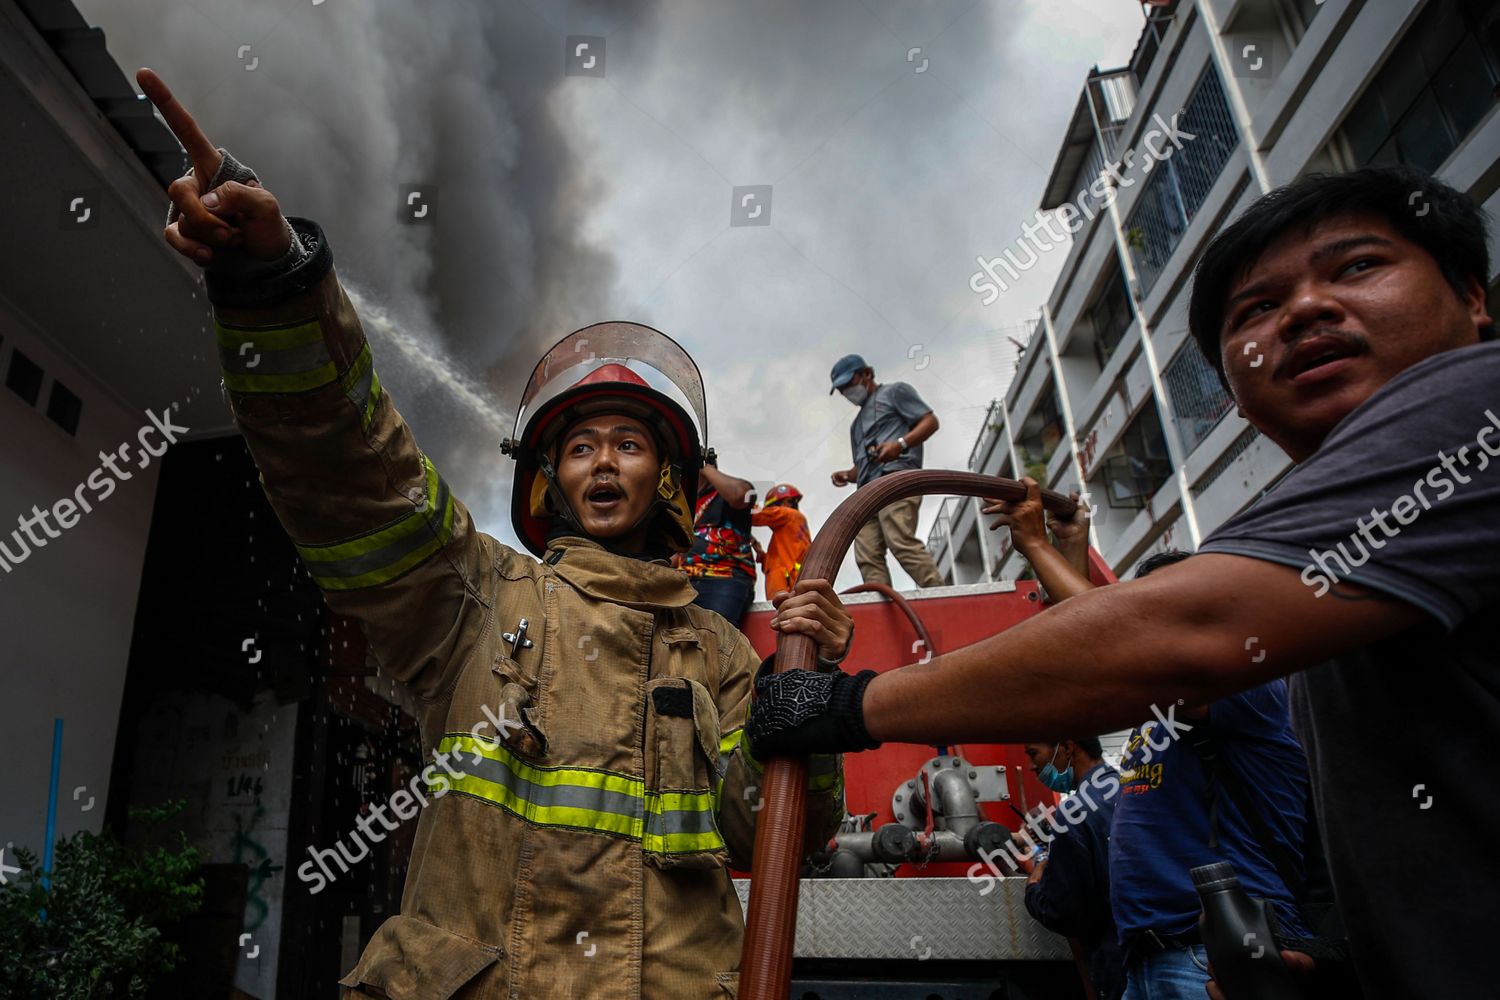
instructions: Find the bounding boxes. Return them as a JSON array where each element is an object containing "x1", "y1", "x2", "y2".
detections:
[{"x1": 0, "y1": 801, "x2": 204, "y2": 999}]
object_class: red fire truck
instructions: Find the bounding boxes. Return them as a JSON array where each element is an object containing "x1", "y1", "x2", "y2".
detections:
[{"x1": 736, "y1": 561, "x2": 1116, "y2": 1000}]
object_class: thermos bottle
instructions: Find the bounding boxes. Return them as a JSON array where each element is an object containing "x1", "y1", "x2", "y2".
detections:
[{"x1": 1191, "y1": 861, "x2": 1303, "y2": 1000}]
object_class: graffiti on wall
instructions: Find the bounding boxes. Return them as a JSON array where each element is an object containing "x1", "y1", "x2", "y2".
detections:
[{"x1": 131, "y1": 691, "x2": 297, "y2": 999}]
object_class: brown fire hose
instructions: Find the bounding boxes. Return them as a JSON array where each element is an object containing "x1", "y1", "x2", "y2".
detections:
[
  {"x1": 738, "y1": 470, "x2": 1079, "y2": 999},
  {"x1": 841, "y1": 581, "x2": 934, "y2": 656}
]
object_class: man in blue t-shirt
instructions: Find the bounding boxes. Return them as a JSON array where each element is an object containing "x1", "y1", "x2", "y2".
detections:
[
  {"x1": 751, "y1": 165, "x2": 1499, "y2": 1000},
  {"x1": 828, "y1": 354, "x2": 944, "y2": 588}
]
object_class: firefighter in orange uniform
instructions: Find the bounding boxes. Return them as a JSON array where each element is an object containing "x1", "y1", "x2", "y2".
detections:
[
  {"x1": 751, "y1": 484, "x2": 812, "y2": 601},
  {"x1": 140, "y1": 69, "x2": 850, "y2": 999}
]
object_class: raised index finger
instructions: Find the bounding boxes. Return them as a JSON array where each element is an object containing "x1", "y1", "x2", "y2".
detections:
[{"x1": 136, "y1": 68, "x2": 221, "y2": 182}]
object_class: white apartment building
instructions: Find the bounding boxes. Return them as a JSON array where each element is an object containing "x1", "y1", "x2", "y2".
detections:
[{"x1": 930, "y1": 0, "x2": 1500, "y2": 584}]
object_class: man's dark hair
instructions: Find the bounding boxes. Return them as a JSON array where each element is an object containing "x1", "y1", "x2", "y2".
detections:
[
  {"x1": 1071, "y1": 736, "x2": 1104, "y2": 759},
  {"x1": 1189, "y1": 165, "x2": 1493, "y2": 379},
  {"x1": 1135, "y1": 549, "x2": 1192, "y2": 578}
]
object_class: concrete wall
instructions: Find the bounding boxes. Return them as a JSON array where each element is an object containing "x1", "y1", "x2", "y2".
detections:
[{"x1": 0, "y1": 293, "x2": 162, "y2": 853}]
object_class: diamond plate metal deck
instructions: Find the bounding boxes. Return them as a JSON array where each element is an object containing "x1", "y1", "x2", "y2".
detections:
[{"x1": 733, "y1": 877, "x2": 1071, "y2": 961}]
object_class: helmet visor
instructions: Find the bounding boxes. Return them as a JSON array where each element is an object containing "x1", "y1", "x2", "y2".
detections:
[{"x1": 515, "y1": 323, "x2": 708, "y2": 448}]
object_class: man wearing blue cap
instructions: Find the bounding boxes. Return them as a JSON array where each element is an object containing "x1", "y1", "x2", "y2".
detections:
[{"x1": 829, "y1": 354, "x2": 944, "y2": 587}]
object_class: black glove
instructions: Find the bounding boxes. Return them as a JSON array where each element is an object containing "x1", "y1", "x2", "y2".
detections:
[{"x1": 749, "y1": 664, "x2": 881, "y2": 758}]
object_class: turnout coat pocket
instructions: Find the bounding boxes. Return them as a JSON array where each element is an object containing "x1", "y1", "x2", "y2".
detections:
[{"x1": 338, "y1": 914, "x2": 503, "y2": 999}]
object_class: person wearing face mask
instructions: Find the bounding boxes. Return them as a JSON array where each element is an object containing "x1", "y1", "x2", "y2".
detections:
[
  {"x1": 828, "y1": 354, "x2": 944, "y2": 587},
  {"x1": 1022, "y1": 738, "x2": 1125, "y2": 1000}
]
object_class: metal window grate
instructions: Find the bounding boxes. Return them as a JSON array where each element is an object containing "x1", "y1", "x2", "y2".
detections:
[
  {"x1": 1125, "y1": 67, "x2": 1239, "y2": 294},
  {"x1": 1192, "y1": 426, "x2": 1260, "y2": 497},
  {"x1": 1163, "y1": 340, "x2": 1233, "y2": 455},
  {"x1": 1173, "y1": 69, "x2": 1238, "y2": 219}
]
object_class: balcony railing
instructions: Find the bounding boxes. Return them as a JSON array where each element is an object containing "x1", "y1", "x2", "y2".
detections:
[
  {"x1": 1124, "y1": 66, "x2": 1239, "y2": 295},
  {"x1": 1162, "y1": 339, "x2": 1234, "y2": 456},
  {"x1": 967, "y1": 398, "x2": 1007, "y2": 473}
]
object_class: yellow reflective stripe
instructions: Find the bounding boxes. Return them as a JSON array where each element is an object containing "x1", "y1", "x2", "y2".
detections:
[
  {"x1": 314, "y1": 534, "x2": 444, "y2": 592},
  {"x1": 223, "y1": 362, "x2": 339, "y2": 394},
  {"x1": 296, "y1": 455, "x2": 454, "y2": 591},
  {"x1": 743, "y1": 740, "x2": 766, "y2": 775},
  {"x1": 339, "y1": 343, "x2": 383, "y2": 431},
  {"x1": 452, "y1": 734, "x2": 642, "y2": 796},
  {"x1": 642, "y1": 829, "x2": 723, "y2": 854},
  {"x1": 735, "y1": 745, "x2": 839, "y2": 794},
  {"x1": 301, "y1": 457, "x2": 441, "y2": 562},
  {"x1": 363, "y1": 367, "x2": 383, "y2": 429},
  {"x1": 715, "y1": 728, "x2": 744, "y2": 810},
  {"x1": 434, "y1": 734, "x2": 723, "y2": 853}
]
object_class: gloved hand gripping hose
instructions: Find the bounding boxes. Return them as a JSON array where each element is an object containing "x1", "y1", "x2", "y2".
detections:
[{"x1": 738, "y1": 470, "x2": 1078, "y2": 999}]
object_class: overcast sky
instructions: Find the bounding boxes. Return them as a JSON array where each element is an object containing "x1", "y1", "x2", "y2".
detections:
[{"x1": 82, "y1": 0, "x2": 1146, "y2": 590}]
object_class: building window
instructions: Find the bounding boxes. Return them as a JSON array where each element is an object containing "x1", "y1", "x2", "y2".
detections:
[
  {"x1": 1099, "y1": 402, "x2": 1174, "y2": 509},
  {"x1": 1163, "y1": 341, "x2": 1233, "y2": 455},
  {"x1": 1016, "y1": 382, "x2": 1065, "y2": 475},
  {"x1": 1089, "y1": 265, "x2": 1135, "y2": 368},
  {"x1": 47, "y1": 380, "x2": 83, "y2": 436},
  {"x1": 1125, "y1": 66, "x2": 1241, "y2": 295},
  {"x1": 1341, "y1": 0, "x2": 1500, "y2": 172},
  {"x1": 6, "y1": 349, "x2": 43, "y2": 407}
]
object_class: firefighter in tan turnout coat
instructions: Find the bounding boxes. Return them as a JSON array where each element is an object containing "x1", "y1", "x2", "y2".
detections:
[{"x1": 141, "y1": 69, "x2": 849, "y2": 999}]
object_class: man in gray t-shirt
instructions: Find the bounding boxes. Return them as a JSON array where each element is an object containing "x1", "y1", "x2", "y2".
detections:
[
  {"x1": 753, "y1": 167, "x2": 1498, "y2": 1000},
  {"x1": 828, "y1": 354, "x2": 944, "y2": 588}
]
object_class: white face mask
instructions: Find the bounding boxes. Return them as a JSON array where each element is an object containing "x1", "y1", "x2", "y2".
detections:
[{"x1": 839, "y1": 383, "x2": 870, "y2": 406}]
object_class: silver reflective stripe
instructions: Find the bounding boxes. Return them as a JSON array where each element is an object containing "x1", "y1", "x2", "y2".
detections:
[
  {"x1": 219, "y1": 338, "x2": 331, "y2": 376},
  {"x1": 462, "y1": 753, "x2": 641, "y2": 819},
  {"x1": 646, "y1": 804, "x2": 718, "y2": 836}
]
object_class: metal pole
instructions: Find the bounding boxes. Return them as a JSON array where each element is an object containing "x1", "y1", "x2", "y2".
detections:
[{"x1": 43, "y1": 717, "x2": 62, "y2": 892}]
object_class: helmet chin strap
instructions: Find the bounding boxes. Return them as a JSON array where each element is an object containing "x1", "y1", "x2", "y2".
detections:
[{"x1": 536, "y1": 451, "x2": 590, "y2": 539}]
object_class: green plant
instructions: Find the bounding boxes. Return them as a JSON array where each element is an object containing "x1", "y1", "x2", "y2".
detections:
[{"x1": 0, "y1": 801, "x2": 205, "y2": 999}]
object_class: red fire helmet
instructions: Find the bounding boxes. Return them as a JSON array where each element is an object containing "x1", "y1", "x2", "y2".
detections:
[
  {"x1": 502, "y1": 323, "x2": 709, "y2": 556},
  {"x1": 763, "y1": 483, "x2": 803, "y2": 506}
]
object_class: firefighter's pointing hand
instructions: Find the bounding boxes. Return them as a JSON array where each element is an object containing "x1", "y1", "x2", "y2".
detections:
[
  {"x1": 768, "y1": 578, "x2": 854, "y2": 664},
  {"x1": 138, "y1": 68, "x2": 292, "y2": 266}
]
